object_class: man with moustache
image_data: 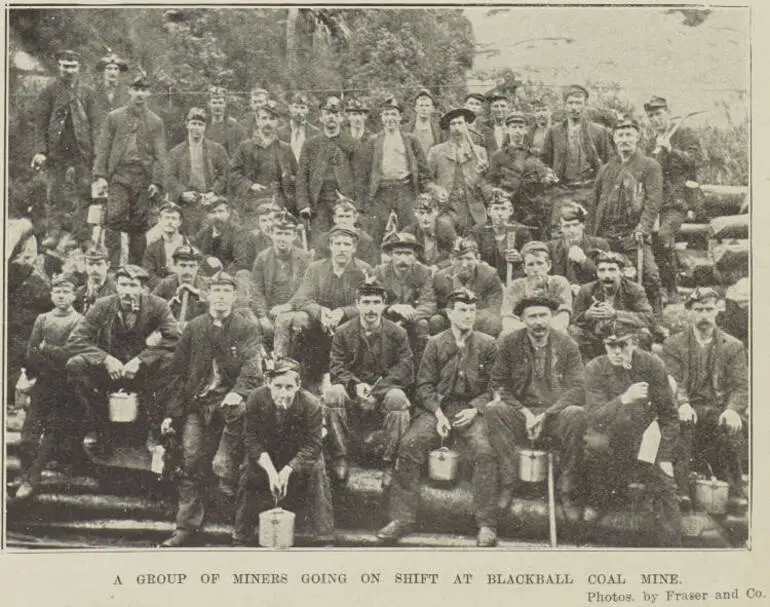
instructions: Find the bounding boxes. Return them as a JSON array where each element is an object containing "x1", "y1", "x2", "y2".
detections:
[
  {"x1": 486, "y1": 295, "x2": 587, "y2": 520},
  {"x1": 33, "y1": 50, "x2": 98, "y2": 249},
  {"x1": 590, "y1": 116, "x2": 664, "y2": 314},
  {"x1": 375, "y1": 231, "x2": 437, "y2": 359},
  {"x1": 166, "y1": 107, "x2": 229, "y2": 236},
  {"x1": 160, "y1": 271, "x2": 262, "y2": 547},
  {"x1": 480, "y1": 93, "x2": 510, "y2": 156},
  {"x1": 378, "y1": 287, "x2": 499, "y2": 547},
  {"x1": 93, "y1": 53, "x2": 130, "y2": 131},
  {"x1": 312, "y1": 195, "x2": 379, "y2": 267},
  {"x1": 526, "y1": 98, "x2": 551, "y2": 156},
  {"x1": 194, "y1": 196, "x2": 241, "y2": 272},
  {"x1": 142, "y1": 202, "x2": 187, "y2": 289},
  {"x1": 277, "y1": 92, "x2": 321, "y2": 164},
  {"x1": 229, "y1": 100, "x2": 296, "y2": 224},
  {"x1": 152, "y1": 245, "x2": 209, "y2": 324},
  {"x1": 74, "y1": 245, "x2": 116, "y2": 314},
  {"x1": 583, "y1": 317, "x2": 681, "y2": 547},
  {"x1": 92, "y1": 74, "x2": 168, "y2": 265},
  {"x1": 296, "y1": 95, "x2": 358, "y2": 237},
  {"x1": 65, "y1": 265, "x2": 180, "y2": 453},
  {"x1": 662, "y1": 288, "x2": 748, "y2": 504},
  {"x1": 205, "y1": 86, "x2": 247, "y2": 158},
  {"x1": 403, "y1": 193, "x2": 456, "y2": 269},
  {"x1": 406, "y1": 89, "x2": 443, "y2": 158},
  {"x1": 463, "y1": 92, "x2": 487, "y2": 146},
  {"x1": 324, "y1": 278, "x2": 414, "y2": 486},
  {"x1": 240, "y1": 86, "x2": 270, "y2": 139}
]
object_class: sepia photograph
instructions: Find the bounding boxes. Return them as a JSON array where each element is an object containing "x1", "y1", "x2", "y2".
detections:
[{"x1": 4, "y1": 3, "x2": 751, "y2": 560}]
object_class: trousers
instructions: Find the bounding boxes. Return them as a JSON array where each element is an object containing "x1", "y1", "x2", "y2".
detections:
[{"x1": 104, "y1": 164, "x2": 153, "y2": 265}]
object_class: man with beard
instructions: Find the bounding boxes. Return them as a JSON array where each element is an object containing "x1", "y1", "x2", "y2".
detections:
[
  {"x1": 312, "y1": 195, "x2": 379, "y2": 268},
  {"x1": 32, "y1": 50, "x2": 98, "y2": 250},
  {"x1": 358, "y1": 97, "x2": 430, "y2": 244},
  {"x1": 403, "y1": 193, "x2": 456, "y2": 269},
  {"x1": 644, "y1": 96, "x2": 703, "y2": 302},
  {"x1": 571, "y1": 251, "x2": 656, "y2": 361},
  {"x1": 65, "y1": 265, "x2": 180, "y2": 453},
  {"x1": 406, "y1": 89, "x2": 443, "y2": 158},
  {"x1": 487, "y1": 295, "x2": 587, "y2": 521},
  {"x1": 166, "y1": 107, "x2": 229, "y2": 236},
  {"x1": 142, "y1": 202, "x2": 187, "y2": 290},
  {"x1": 548, "y1": 202, "x2": 610, "y2": 294},
  {"x1": 375, "y1": 232, "x2": 436, "y2": 359},
  {"x1": 590, "y1": 117, "x2": 664, "y2": 314},
  {"x1": 487, "y1": 111, "x2": 557, "y2": 239},
  {"x1": 277, "y1": 92, "x2": 321, "y2": 163},
  {"x1": 502, "y1": 241, "x2": 572, "y2": 335},
  {"x1": 160, "y1": 271, "x2": 262, "y2": 547},
  {"x1": 324, "y1": 277, "x2": 414, "y2": 486},
  {"x1": 480, "y1": 93, "x2": 510, "y2": 156},
  {"x1": 93, "y1": 53, "x2": 130, "y2": 132},
  {"x1": 194, "y1": 196, "x2": 241, "y2": 272},
  {"x1": 205, "y1": 86, "x2": 247, "y2": 158},
  {"x1": 74, "y1": 245, "x2": 116, "y2": 314},
  {"x1": 232, "y1": 358, "x2": 334, "y2": 546},
  {"x1": 526, "y1": 98, "x2": 551, "y2": 156},
  {"x1": 92, "y1": 74, "x2": 168, "y2": 265},
  {"x1": 431, "y1": 238, "x2": 503, "y2": 337},
  {"x1": 240, "y1": 86, "x2": 269, "y2": 139},
  {"x1": 152, "y1": 245, "x2": 209, "y2": 324},
  {"x1": 250, "y1": 212, "x2": 310, "y2": 358},
  {"x1": 378, "y1": 287, "x2": 499, "y2": 547},
  {"x1": 662, "y1": 288, "x2": 748, "y2": 505},
  {"x1": 296, "y1": 95, "x2": 358, "y2": 237},
  {"x1": 541, "y1": 85, "x2": 612, "y2": 229},
  {"x1": 583, "y1": 317, "x2": 681, "y2": 547},
  {"x1": 229, "y1": 100, "x2": 296, "y2": 224},
  {"x1": 427, "y1": 108, "x2": 490, "y2": 238}
]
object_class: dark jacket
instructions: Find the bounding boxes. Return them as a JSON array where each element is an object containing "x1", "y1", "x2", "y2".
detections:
[
  {"x1": 289, "y1": 258, "x2": 373, "y2": 322},
  {"x1": 402, "y1": 221, "x2": 455, "y2": 269},
  {"x1": 165, "y1": 310, "x2": 262, "y2": 418},
  {"x1": 142, "y1": 236, "x2": 187, "y2": 290},
  {"x1": 194, "y1": 222, "x2": 240, "y2": 271},
  {"x1": 479, "y1": 121, "x2": 510, "y2": 156},
  {"x1": 206, "y1": 116, "x2": 247, "y2": 157},
  {"x1": 93, "y1": 104, "x2": 168, "y2": 186},
  {"x1": 296, "y1": 132, "x2": 358, "y2": 213},
  {"x1": 93, "y1": 81, "x2": 130, "y2": 133},
  {"x1": 314, "y1": 227, "x2": 379, "y2": 268},
  {"x1": 66, "y1": 293, "x2": 180, "y2": 366},
  {"x1": 151, "y1": 274, "x2": 209, "y2": 322},
  {"x1": 166, "y1": 138, "x2": 229, "y2": 202},
  {"x1": 329, "y1": 317, "x2": 414, "y2": 398},
  {"x1": 572, "y1": 278, "x2": 655, "y2": 333},
  {"x1": 486, "y1": 144, "x2": 551, "y2": 216},
  {"x1": 433, "y1": 262, "x2": 503, "y2": 315},
  {"x1": 228, "y1": 137, "x2": 297, "y2": 208},
  {"x1": 490, "y1": 328, "x2": 584, "y2": 415},
  {"x1": 540, "y1": 118, "x2": 612, "y2": 183},
  {"x1": 74, "y1": 277, "x2": 117, "y2": 314},
  {"x1": 472, "y1": 222, "x2": 533, "y2": 282},
  {"x1": 243, "y1": 385, "x2": 323, "y2": 473},
  {"x1": 661, "y1": 327, "x2": 748, "y2": 414},
  {"x1": 251, "y1": 246, "x2": 310, "y2": 318},
  {"x1": 548, "y1": 234, "x2": 610, "y2": 285},
  {"x1": 231, "y1": 229, "x2": 273, "y2": 274},
  {"x1": 416, "y1": 329, "x2": 497, "y2": 413},
  {"x1": 644, "y1": 126, "x2": 702, "y2": 213},
  {"x1": 374, "y1": 261, "x2": 437, "y2": 321}
]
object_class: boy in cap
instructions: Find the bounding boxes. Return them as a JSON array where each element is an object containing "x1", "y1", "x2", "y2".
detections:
[
  {"x1": 152, "y1": 244, "x2": 209, "y2": 324},
  {"x1": 160, "y1": 271, "x2": 263, "y2": 547},
  {"x1": 661, "y1": 287, "x2": 748, "y2": 505},
  {"x1": 583, "y1": 316, "x2": 681, "y2": 547},
  {"x1": 277, "y1": 92, "x2": 321, "y2": 162},
  {"x1": 16, "y1": 274, "x2": 85, "y2": 500},
  {"x1": 142, "y1": 201, "x2": 186, "y2": 289},
  {"x1": 166, "y1": 107, "x2": 229, "y2": 236},
  {"x1": 232, "y1": 358, "x2": 335, "y2": 546},
  {"x1": 313, "y1": 194, "x2": 379, "y2": 267},
  {"x1": 74, "y1": 245, "x2": 116, "y2": 314},
  {"x1": 403, "y1": 192, "x2": 456, "y2": 268},
  {"x1": 93, "y1": 74, "x2": 168, "y2": 266},
  {"x1": 324, "y1": 277, "x2": 414, "y2": 486},
  {"x1": 206, "y1": 86, "x2": 247, "y2": 157},
  {"x1": 378, "y1": 287, "x2": 500, "y2": 547}
]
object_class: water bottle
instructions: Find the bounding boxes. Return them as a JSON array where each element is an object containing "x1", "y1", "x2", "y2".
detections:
[{"x1": 14, "y1": 368, "x2": 35, "y2": 409}]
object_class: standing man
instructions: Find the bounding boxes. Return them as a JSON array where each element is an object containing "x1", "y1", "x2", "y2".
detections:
[
  {"x1": 359, "y1": 97, "x2": 430, "y2": 244},
  {"x1": 32, "y1": 49, "x2": 98, "y2": 249},
  {"x1": 345, "y1": 98, "x2": 372, "y2": 145},
  {"x1": 541, "y1": 84, "x2": 612, "y2": 227},
  {"x1": 296, "y1": 95, "x2": 358, "y2": 238},
  {"x1": 407, "y1": 89, "x2": 442, "y2": 158},
  {"x1": 487, "y1": 295, "x2": 587, "y2": 520},
  {"x1": 377, "y1": 288, "x2": 500, "y2": 547},
  {"x1": 92, "y1": 74, "x2": 168, "y2": 265},
  {"x1": 526, "y1": 98, "x2": 551, "y2": 156},
  {"x1": 205, "y1": 86, "x2": 247, "y2": 158},
  {"x1": 74, "y1": 245, "x2": 116, "y2": 314},
  {"x1": 166, "y1": 107, "x2": 229, "y2": 236},
  {"x1": 583, "y1": 317, "x2": 681, "y2": 547},
  {"x1": 644, "y1": 96, "x2": 703, "y2": 302},
  {"x1": 590, "y1": 116, "x2": 664, "y2": 314},
  {"x1": 277, "y1": 92, "x2": 321, "y2": 164},
  {"x1": 463, "y1": 92, "x2": 487, "y2": 146},
  {"x1": 93, "y1": 52, "x2": 130, "y2": 131},
  {"x1": 481, "y1": 93, "x2": 510, "y2": 156},
  {"x1": 427, "y1": 107, "x2": 489, "y2": 238},
  {"x1": 160, "y1": 271, "x2": 262, "y2": 547},
  {"x1": 241, "y1": 86, "x2": 269, "y2": 138}
]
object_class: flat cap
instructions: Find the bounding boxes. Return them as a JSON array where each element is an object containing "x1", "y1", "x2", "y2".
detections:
[
  {"x1": 115, "y1": 264, "x2": 149, "y2": 282},
  {"x1": 381, "y1": 96, "x2": 404, "y2": 113},
  {"x1": 530, "y1": 98, "x2": 548, "y2": 108},
  {"x1": 613, "y1": 116, "x2": 641, "y2": 132},
  {"x1": 464, "y1": 92, "x2": 486, "y2": 104},
  {"x1": 266, "y1": 357, "x2": 302, "y2": 379},
  {"x1": 51, "y1": 272, "x2": 78, "y2": 288},
  {"x1": 520, "y1": 240, "x2": 551, "y2": 258},
  {"x1": 447, "y1": 287, "x2": 478, "y2": 306},
  {"x1": 319, "y1": 95, "x2": 343, "y2": 113},
  {"x1": 333, "y1": 192, "x2": 360, "y2": 211},
  {"x1": 56, "y1": 50, "x2": 80, "y2": 63},
  {"x1": 172, "y1": 244, "x2": 201, "y2": 262},
  {"x1": 345, "y1": 97, "x2": 370, "y2": 113},
  {"x1": 487, "y1": 92, "x2": 509, "y2": 104},
  {"x1": 643, "y1": 96, "x2": 669, "y2": 113},
  {"x1": 185, "y1": 107, "x2": 207, "y2": 123},
  {"x1": 273, "y1": 210, "x2": 299, "y2": 230},
  {"x1": 328, "y1": 226, "x2": 359, "y2": 242},
  {"x1": 382, "y1": 231, "x2": 423, "y2": 253},
  {"x1": 451, "y1": 237, "x2": 480, "y2": 257},
  {"x1": 439, "y1": 107, "x2": 476, "y2": 130},
  {"x1": 513, "y1": 294, "x2": 559, "y2": 317},
  {"x1": 159, "y1": 200, "x2": 183, "y2": 215},
  {"x1": 96, "y1": 53, "x2": 128, "y2": 72},
  {"x1": 414, "y1": 88, "x2": 436, "y2": 105},
  {"x1": 209, "y1": 270, "x2": 237, "y2": 288},
  {"x1": 601, "y1": 315, "x2": 644, "y2": 344},
  {"x1": 684, "y1": 286, "x2": 721, "y2": 309},
  {"x1": 357, "y1": 275, "x2": 387, "y2": 298},
  {"x1": 256, "y1": 201, "x2": 282, "y2": 216},
  {"x1": 595, "y1": 250, "x2": 628, "y2": 267},
  {"x1": 84, "y1": 245, "x2": 109, "y2": 261},
  {"x1": 563, "y1": 84, "x2": 589, "y2": 100},
  {"x1": 504, "y1": 111, "x2": 527, "y2": 126},
  {"x1": 559, "y1": 202, "x2": 588, "y2": 223}
]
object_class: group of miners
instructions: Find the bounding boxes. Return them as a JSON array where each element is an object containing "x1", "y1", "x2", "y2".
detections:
[{"x1": 7, "y1": 49, "x2": 748, "y2": 549}]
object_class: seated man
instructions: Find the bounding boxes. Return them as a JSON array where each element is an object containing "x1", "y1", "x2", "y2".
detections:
[
  {"x1": 548, "y1": 202, "x2": 609, "y2": 295},
  {"x1": 152, "y1": 244, "x2": 209, "y2": 325},
  {"x1": 486, "y1": 295, "x2": 586, "y2": 521},
  {"x1": 142, "y1": 201, "x2": 187, "y2": 290},
  {"x1": 377, "y1": 288, "x2": 500, "y2": 547},
  {"x1": 324, "y1": 277, "x2": 414, "y2": 487},
  {"x1": 66, "y1": 265, "x2": 180, "y2": 452},
  {"x1": 74, "y1": 245, "x2": 116, "y2": 314},
  {"x1": 431, "y1": 237, "x2": 503, "y2": 337},
  {"x1": 250, "y1": 212, "x2": 310, "y2": 357},
  {"x1": 194, "y1": 196, "x2": 240, "y2": 273},
  {"x1": 661, "y1": 288, "x2": 748, "y2": 504},
  {"x1": 286, "y1": 226, "x2": 372, "y2": 383},
  {"x1": 313, "y1": 194, "x2": 378, "y2": 267},
  {"x1": 232, "y1": 358, "x2": 334, "y2": 546},
  {"x1": 375, "y1": 231, "x2": 436, "y2": 358},
  {"x1": 571, "y1": 251, "x2": 656, "y2": 361},
  {"x1": 472, "y1": 188, "x2": 532, "y2": 283},
  {"x1": 402, "y1": 192, "x2": 455, "y2": 269},
  {"x1": 160, "y1": 271, "x2": 262, "y2": 547},
  {"x1": 583, "y1": 316, "x2": 681, "y2": 547},
  {"x1": 501, "y1": 241, "x2": 571, "y2": 335},
  {"x1": 231, "y1": 201, "x2": 282, "y2": 273}
]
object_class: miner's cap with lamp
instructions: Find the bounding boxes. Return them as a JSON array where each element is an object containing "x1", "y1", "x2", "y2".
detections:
[{"x1": 382, "y1": 231, "x2": 424, "y2": 254}]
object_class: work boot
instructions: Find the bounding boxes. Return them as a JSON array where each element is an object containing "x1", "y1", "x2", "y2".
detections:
[
  {"x1": 14, "y1": 481, "x2": 35, "y2": 501},
  {"x1": 476, "y1": 526, "x2": 498, "y2": 547},
  {"x1": 380, "y1": 467, "x2": 393, "y2": 490},
  {"x1": 497, "y1": 485, "x2": 515, "y2": 512},
  {"x1": 560, "y1": 496, "x2": 583, "y2": 523},
  {"x1": 376, "y1": 520, "x2": 415, "y2": 543},
  {"x1": 330, "y1": 457, "x2": 349, "y2": 485},
  {"x1": 160, "y1": 529, "x2": 196, "y2": 548}
]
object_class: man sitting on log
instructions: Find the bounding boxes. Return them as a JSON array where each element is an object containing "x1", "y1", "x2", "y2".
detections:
[
  {"x1": 313, "y1": 194, "x2": 379, "y2": 268},
  {"x1": 151, "y1": 244, "x2": 209, "y2": 325}
]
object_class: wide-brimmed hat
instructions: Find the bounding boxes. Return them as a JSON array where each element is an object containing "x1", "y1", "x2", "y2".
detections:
[{"x1": 439, "y1": 107, "x2": 476, "y2": 130}]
